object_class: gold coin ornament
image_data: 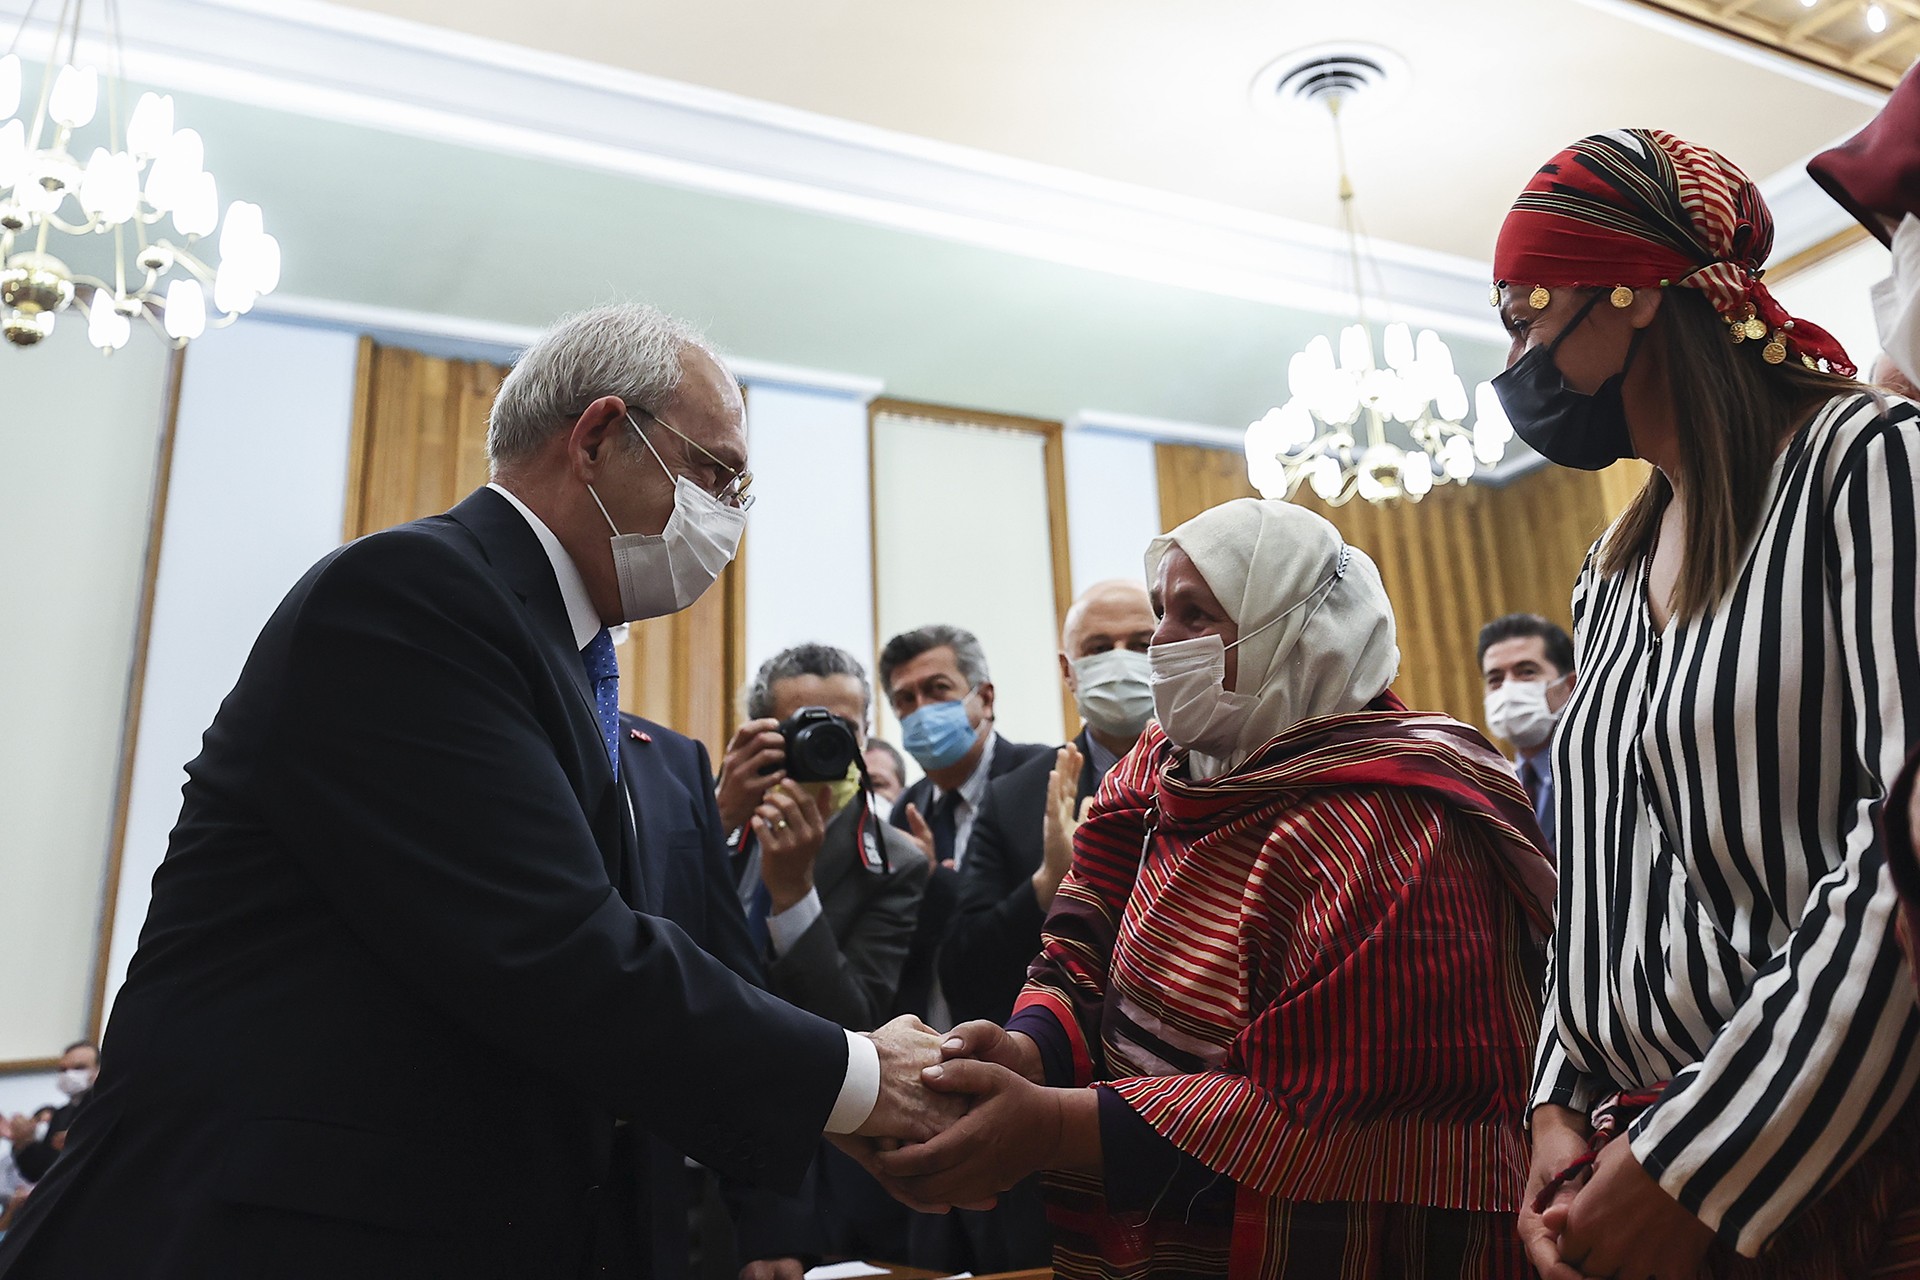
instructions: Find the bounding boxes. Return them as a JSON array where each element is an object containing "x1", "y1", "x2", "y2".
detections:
[
  {"x1": 1610, "y1": 286, "x2": 1634, "y2": 308},
  {"x1": 1729, "y1": 323, "x2": 1746, "y2": 345},
  {"x1": 1745, "y1": 318, "x2": 1767, "y2": 341},
  {"x1": 1489, "y1": 283, "x2": 1501, "y2": 308},
  {"x1": 1528, "y1": 286, "x2": 1551, "y2": 311},
  {"x1": 1764, "y1": 335, "x2": 1787, "y2": 364}
]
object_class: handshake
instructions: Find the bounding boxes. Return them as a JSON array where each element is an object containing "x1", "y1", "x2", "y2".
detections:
[{"x1": 831, "y1": 1014, "x2": 1086, "y2": 1212}]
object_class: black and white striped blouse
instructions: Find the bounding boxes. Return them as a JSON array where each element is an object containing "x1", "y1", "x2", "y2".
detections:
[{"x1": 1531, "y1": 392, "x2": 1920, "y2": 1255}]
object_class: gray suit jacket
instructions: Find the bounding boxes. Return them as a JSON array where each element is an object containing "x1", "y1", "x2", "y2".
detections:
[{"x1": 765, "y1": 804, "x2": 929, "y2": 1031}]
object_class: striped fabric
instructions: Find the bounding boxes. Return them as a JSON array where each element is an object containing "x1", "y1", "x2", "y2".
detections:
[
  {"x1": 1015, "y1": 701, "x2": 1555, "y2": 1278},
  {"x1": 1533, "y1": 392, "x2": 1920, "y2": 1257}
]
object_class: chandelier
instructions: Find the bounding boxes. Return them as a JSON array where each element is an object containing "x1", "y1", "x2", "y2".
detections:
[
  {"x1": 1245, "y1": 64, "x2": 1510, "y2": 506},
  {"x1": 0, "y1": 0, "x2": 280, "y2": 349}
]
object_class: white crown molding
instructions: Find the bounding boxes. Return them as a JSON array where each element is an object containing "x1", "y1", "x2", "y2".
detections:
[
  {"x1": 1067, "y1": 409, "x2": 1250, "y2": 450},
  {"x1": 0, "y1": 0, "x2": 1510, "y2": 343},
  {"x1": 254, "y1": 293, "x2": 886, "y2": 398}
]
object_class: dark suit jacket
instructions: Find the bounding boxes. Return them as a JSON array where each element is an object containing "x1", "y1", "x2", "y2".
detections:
[
  {"x1": 759, "y1": 804, "x2": 928, "y2": 1031},
  {"x1": 0, "y1": 488, "x2": 846, "y2": 1280},
  {"x1": 938, "y1": 729, "x2": 1103, "y2": 1027},
  {"x1": 618, "y1": 713, "x2": 775, "y2": 1280},
  {"x1": 886, "y1": 733, "x2": 1052, "y2": 1021},
  {"x1": 9, "y1": 1093, "x2": 86, "y2": 1185}
]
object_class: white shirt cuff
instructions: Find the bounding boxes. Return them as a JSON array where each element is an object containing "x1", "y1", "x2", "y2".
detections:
[
  {"x1": 824, "y1": 1030, "x2": 880, "y2": 1135},
  {"x1": 765, "y1": 887, "x2": 824, "y2": 957}
]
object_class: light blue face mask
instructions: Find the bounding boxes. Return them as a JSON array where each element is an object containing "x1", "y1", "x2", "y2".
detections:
[{"x1": 899, "y1": 690, "x2": 981, "y2": 771}]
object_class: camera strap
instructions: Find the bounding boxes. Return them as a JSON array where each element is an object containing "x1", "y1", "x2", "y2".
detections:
[{"x1": 851, "y1": 752, "x2": 890, "y2": 876}]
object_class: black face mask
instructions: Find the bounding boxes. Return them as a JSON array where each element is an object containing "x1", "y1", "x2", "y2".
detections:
[{"x1": 1492, "y1": 291, "x2": 1648, "y2": 472}]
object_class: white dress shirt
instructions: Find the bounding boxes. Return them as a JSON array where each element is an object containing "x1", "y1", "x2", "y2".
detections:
[{"x1": 486, "y1": 483, "x2": 879, "y2": 1133}]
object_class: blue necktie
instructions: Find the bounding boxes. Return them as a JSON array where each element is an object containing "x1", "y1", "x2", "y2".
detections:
[
  {"x1": 581, "y1": 628, "x2": 620, "y2": 774},
  {"x1": 746, "y1": 877, "x2": 772, "y2": 955}
]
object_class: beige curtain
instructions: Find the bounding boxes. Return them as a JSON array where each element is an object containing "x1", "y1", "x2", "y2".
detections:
[
  {"x1": 1155, "y1": 442, "x2": 1650, "y2": 734},
  {"x1": 346, "y1": 338, "x2": 747, "y2": 758}
]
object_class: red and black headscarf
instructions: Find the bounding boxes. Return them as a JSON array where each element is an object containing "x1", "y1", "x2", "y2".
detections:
[{"x1": 1493, "y1": 128, "x2": 1855, "y2": 376}]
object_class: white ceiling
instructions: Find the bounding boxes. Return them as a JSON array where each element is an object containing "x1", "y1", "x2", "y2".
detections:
[{"x1": 327, "y1": 0, "x2": 1876, "y2": 261}]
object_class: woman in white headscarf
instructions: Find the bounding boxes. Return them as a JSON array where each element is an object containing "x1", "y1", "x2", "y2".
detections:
[{"x1": 875, "y1": 499, "x2": 1556, "y2": 1279}]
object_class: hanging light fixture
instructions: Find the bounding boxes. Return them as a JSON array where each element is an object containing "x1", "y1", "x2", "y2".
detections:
[
  {"x1": 0, "y1": 0, "x2": 280, "y2": 350},
  {"x1": 1244, "y1": 51, "x2": 1509, "y2": 505}
]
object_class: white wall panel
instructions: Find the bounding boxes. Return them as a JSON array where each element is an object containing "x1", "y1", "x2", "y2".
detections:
[
  {"x1": 106, "y1": 318, "x2": 358, "y2": 1016},
  {"x1": 1062, "y1": 429, "x2": 1161, "y2": 594},
  {"x1": 0, "y1": 325, "x2": 172, "y2": 1063},
  {"x1": 871, "y1": 414, "x2": 1065, "y2": 756},
  {"x1": 742, "y1": 384, "x2": 877, "y2": 702}
]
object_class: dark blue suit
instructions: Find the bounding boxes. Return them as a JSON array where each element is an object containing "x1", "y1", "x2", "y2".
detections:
[{"x1": 0, "y1": 488, "x2": 847, "y2": 1280}]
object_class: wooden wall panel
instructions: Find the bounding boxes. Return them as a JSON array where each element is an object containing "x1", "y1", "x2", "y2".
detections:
[
  {"x1": 1154, "y1": 443, "x2": 1651, "y2": 735},
  {"x1": 347, "y1": 341, "x2": 747, "y2": 758}
]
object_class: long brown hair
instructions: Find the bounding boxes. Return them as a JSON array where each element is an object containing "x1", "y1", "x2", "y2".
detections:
[{"x1": 1598, "y1": 289, "x2": 1858, "y2": 617}]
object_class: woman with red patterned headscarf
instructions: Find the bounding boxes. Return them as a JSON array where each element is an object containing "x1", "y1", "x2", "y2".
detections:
[{"x1": 1490, "y1": 129, "x2": 1920, "y2": 1280}]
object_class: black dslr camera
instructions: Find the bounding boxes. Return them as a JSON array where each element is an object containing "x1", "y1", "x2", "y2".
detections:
[{"x1": 777, "y1": 706, "x2": 861, "y2": 782}]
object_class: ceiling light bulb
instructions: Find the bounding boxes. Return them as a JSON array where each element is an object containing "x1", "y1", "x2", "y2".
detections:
[
  {"x1": 1801, "y1": 0, "x2": 1818, "y2": 7},
  {"x1": 1338, "y1": 323, "x2": 1375, "y2": 372},
  {"x1": 126, "y1": 93, "x2": 175, "y2": 160},
  {"x1": 172, "y1": 171, "x2": 219, "y2": 238},
  {"x1": 80, "y1": 149, "x2": 140, "y2": 224},
  {"x1": 1383, "y1": 322, "x2": 1415, "y2": 371},
  {"x1": 164, "y1": 279, "x2": 206, "y2": 341},
  {"x1": 1868, "y1": 3, "x2": 1888, "y2": 31},
  {"x1": 1402, "y1": 451, "x2": 1434, "y2": 497},
  {"x1": 1308, "y1": 454, "x2": 1345, "y2": 501},
  {"x1": 0, "y1": 54, "x2": 20, "y2": 120},
  {"x1": 0, "y1": 119, "x2": 26, "y2": 188},
  {"x1": 87, "y1": 289, "x2": 130, "y2": 350},
  {"x1": 49, "y1": 65, "x2": 98, "y2": 130}
]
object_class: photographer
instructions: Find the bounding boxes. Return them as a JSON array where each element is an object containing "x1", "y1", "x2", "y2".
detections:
[{"x1": 717, "y1": 644, "x2": 928, "y2": 1031}]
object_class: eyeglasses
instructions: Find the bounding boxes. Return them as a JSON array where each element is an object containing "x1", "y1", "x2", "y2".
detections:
[{"x1": 631, "y1": 407, "x2": 755, "y2": 511}]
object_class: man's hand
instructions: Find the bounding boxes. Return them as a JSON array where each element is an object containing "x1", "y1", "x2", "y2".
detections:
[
  {"x1": 1550, "y1": 1135, "x2": 1713, "y2": 1280},
  {"x1": 875, "y1": 1060, "x2": 1083, "y2": 1207},
  {"x1": 739, "y1": 1259, "x2": 803, "y2": 1280},
  {"x1": 942, "y1": 1020, "x2": 1044, "y2": 1083},
  {"x1": 1033, "y1": 743, "x2": 1087, "y2": 910},
  {"x1": 1520, "y1": 1105, "x2": 1593, "y2": 1280},
  {"x1": 5, "y1": 1114, "x2": 35, "y2": 1147},
  {"x1": 859, "y1": 1015, "x2": 967, "y2": 1143},
  {"x1": 717, "y1": 719, "x2": 786, "y2": 833},
  {"x1": 902, "y1": 803, "x2": 939, "y2": 865},
  {"x1": 751, "y1": 780, "x2": 827, "y2": 913}
]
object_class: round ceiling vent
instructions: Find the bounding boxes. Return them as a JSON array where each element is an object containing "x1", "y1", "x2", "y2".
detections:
[{"x1": 1250, "y1": 42, "x2": 1410, "y2": 121}]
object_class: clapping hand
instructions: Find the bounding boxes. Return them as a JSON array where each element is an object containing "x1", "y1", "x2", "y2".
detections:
[{"x1": 1033, "y1": 744, "x2": 1088, "y2": 910}]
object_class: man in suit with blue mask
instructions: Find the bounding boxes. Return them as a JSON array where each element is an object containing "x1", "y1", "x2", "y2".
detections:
[{"x1": 878, "y1": 625, "x2": 1050, "y2": 1029}]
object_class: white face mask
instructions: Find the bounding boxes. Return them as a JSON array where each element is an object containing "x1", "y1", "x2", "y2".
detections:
[
  {"x1": 1071, "y1": 648, "x2": 1154, "y2": 740},
  {"x1": 1148, "y1": 634, "x2": 1258, "y2": 759},
  {"x1": 55, "y1": 1066, "x2": 93, "y2": 1098},
  {"x1": 587, "y1": 421, "x2": 747, "y2": 624},
  {"x1": 1147, "y1": 561, "x2": 1343, "y2": 760},
  {"x1": 1484, "y1": 674, "x2": 1570, "y2": 751},
  {"x1": 1872, "y1": 214, "x2": 1920, "y2": 390}
]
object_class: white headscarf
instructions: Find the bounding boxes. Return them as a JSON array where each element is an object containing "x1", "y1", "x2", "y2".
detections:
[{"x1": 1146, "y1": 498, "x2": 1400, "y2": 776}]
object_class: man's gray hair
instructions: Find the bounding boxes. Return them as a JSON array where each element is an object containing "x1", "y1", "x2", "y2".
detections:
[
  {"x1": 877, "y1": 624, "x2": 990, "y2": 695},
  {"x1": 487, "y1": 303, "x2": 716, "y2": 471},
  {"x1": 745, "y1": 643, "x2": 873, "y2": 723}
]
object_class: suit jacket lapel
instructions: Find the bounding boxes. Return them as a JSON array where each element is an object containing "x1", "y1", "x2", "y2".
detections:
[{"x1": 446, "y1": 487, "x2": 628, "y2": 892}]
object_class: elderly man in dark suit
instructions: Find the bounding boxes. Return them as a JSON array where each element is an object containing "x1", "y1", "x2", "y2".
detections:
[{"x1": 0, "y1": 304, "x2": 952, "y2": 1280}]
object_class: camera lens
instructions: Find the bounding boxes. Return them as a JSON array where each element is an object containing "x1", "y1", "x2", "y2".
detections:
[{"x1": 781, "y1": 707, "x2": 859, "y2": 782}]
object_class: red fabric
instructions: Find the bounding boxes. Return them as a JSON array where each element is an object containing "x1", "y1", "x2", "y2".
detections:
[
  {"x1": 1016, "y1": 705, "x2": 1554, "y2": 1277},
  {"x1": 1809, "y1": 61, "x2": 1920, "y2": 247},
  {"x1": 1494, "y1": 129, "x2": 1854, "y2": 375}
]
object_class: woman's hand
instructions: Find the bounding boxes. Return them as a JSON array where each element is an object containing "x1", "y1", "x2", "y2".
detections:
[
  {"x1": 875, "y1": 1060, "x2": 1096, "y2": 1206},
  {"x1": 1551, "y1": 1137, "x2": 1713, "y2": 1280},
  {"x1": 941, "y1": 1020, "x2": 1044, "y2": 1083},
  {"x1": 1520, "y1": 1105, "x2": 1592, "y2": 1280}
]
